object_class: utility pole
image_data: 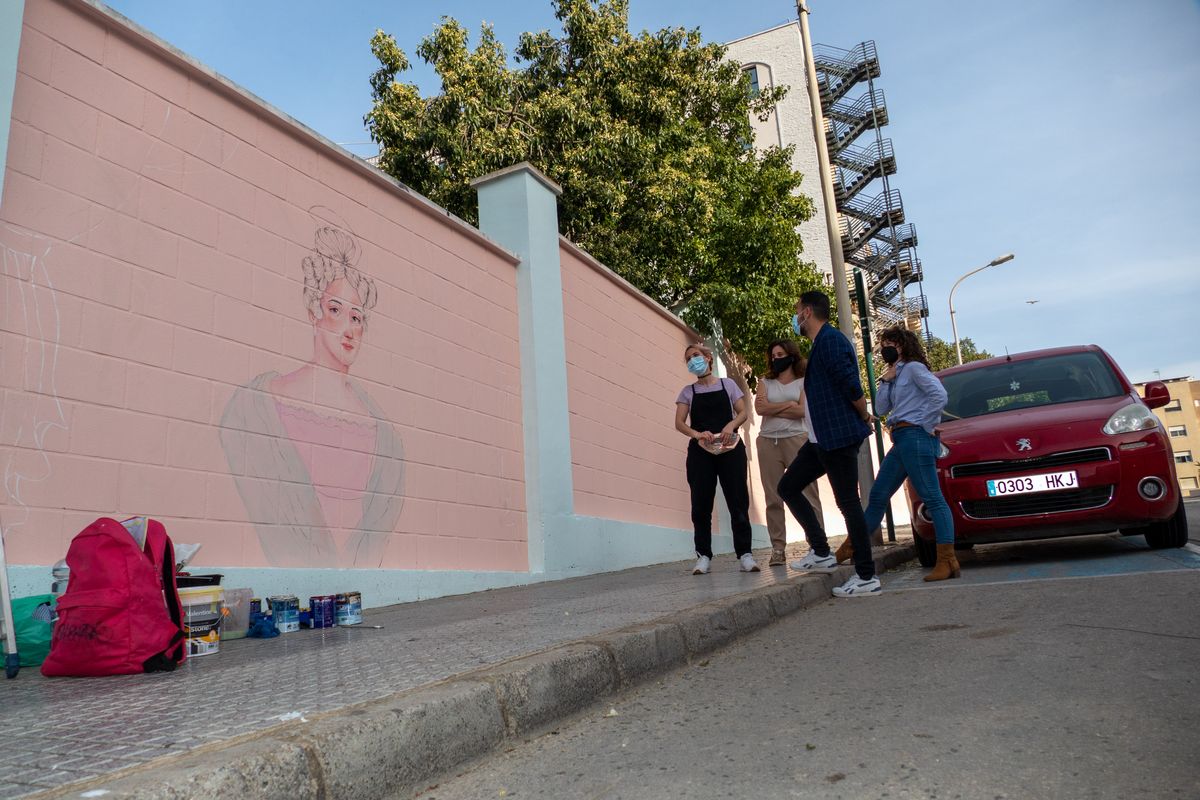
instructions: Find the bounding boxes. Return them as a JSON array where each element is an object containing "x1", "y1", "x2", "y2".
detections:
[
  {"x1": 797, "y1": 1, "x2": 876, "y2": 507},
  {"x1": 796, "y1": 1, "x2": 853, "y2": 342},
  {"x1": 854, "y1": 270, "x2": 895, "y2": 543}
]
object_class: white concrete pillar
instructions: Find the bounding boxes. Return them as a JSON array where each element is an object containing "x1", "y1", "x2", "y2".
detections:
[
  {"x1": 0, "y1": 0, "x2": 28, "y2": 206},
  {"x1": 471, "y1": 163, "x2": 572, "y2": 573}
]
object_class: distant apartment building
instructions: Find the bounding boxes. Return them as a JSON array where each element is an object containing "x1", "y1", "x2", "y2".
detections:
[
  {"x1": 1135, "y1": 377, "x2": 1200, "y2": 495},
  {"x1": 724, "y1": 24, "x2": 834, "y2": 283},
  {"x1": 725, "y1": 23, "x2": 929, "y2": 334}
]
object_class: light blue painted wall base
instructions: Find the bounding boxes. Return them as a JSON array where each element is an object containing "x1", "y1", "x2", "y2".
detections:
[{"x1": 6, "y1": 518, "x2": 767, "y2": 608}]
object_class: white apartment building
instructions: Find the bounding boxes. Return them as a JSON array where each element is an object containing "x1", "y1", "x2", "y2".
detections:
[{"x1": 725, "y1": 23, "x2": 835, "y2": 283}]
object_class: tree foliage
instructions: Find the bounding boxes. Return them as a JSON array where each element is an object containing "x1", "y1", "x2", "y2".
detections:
[
  {"x1": 925, "y1": 335, "x2": 994, "y2": 373},
  {"x1": 365, "y1": 0, "x2": 827, "y2": 374}
]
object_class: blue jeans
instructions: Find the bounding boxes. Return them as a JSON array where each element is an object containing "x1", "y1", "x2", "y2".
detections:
[{"x1": 865, "y1": 427, "x2": 955, "y2": 545}]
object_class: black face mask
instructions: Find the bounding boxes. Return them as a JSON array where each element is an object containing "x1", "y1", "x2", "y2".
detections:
[
  {"x1": 880, "y1": 346, "x2": 900, "y2": 365},
  {"x1": 771, "y1": 356, "x2": 795, "y2": 375}
]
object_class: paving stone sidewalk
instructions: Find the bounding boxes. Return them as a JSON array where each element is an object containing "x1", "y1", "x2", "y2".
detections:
[{"x1": 2, "y1": 539, "x2": 911, "y2": 799}]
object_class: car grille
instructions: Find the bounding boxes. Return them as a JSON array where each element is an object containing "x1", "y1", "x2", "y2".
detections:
[
  {"x1": 960, "y1": 486, "x2": 1113, "y2": 519},
  {"x1": 950, "y1": 447, "x2": 1111, "y2": 479}
]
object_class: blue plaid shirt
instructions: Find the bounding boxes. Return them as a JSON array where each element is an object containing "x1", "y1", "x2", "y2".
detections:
[{"x1": 805, "y1": 323, "x2": 871, "y2": 451}]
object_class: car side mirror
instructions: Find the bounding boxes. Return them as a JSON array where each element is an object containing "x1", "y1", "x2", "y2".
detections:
[{"x1": 1142, "y1": 381, "x2": 1171, "y2": 410}]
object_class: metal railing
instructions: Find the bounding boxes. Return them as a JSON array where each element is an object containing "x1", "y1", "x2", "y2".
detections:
[
  {"x1": 813, "y1": 41, "x2": 880, "y2": 105},
  {"x1": 840, "y1": 189, "x2": 904, "y2": 223},
  {"x1": 833, "y1": 138, "x2": 895, "y2": 173}
]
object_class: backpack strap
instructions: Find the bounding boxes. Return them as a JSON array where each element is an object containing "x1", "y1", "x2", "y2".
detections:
[{"x1": 142, "y1": 519, "x2": 186, "y2": 671}]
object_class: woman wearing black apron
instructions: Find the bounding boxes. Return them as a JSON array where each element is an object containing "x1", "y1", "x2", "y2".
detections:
[{"x1": 673, "y1": 343, "x2": 758, "y2": 575}]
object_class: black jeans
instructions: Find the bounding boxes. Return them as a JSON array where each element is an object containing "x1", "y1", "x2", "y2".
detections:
[
  {"x1": 777, "y1": 440, "x2": 874, "y2": 579},
  {"x1": 686, "y1": 441, "x2": 753, "y2": 558}
]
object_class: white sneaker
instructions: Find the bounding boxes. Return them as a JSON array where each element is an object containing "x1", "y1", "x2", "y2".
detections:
[
  {"x1": 832, "y1": 574, "x2": 882, "y2": 597},
  {"x1": 739, "y1": 553, "x2": 760, "y2": 572},
  {"x1": 789, "y1": 550, "x2": 837, "y2": 572},
  {"x1": 692, "y1": 555, "x2": 711, "y2": 575}
]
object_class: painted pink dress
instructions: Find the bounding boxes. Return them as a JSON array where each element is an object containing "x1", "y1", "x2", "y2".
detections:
[
  {"x1": 219, "y1": 372, "x2": 404, "y2": 568},
  {"x1": 275, "y1": 400, "x2": 377, "y2": 535}
]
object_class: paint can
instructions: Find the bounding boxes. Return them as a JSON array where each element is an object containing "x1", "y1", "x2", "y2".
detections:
[
  {"x1": 335, "y1": 591, "x2": 362, "y2": 626},
  {"x1": 269, "y1": 595, "x2": 300, "y2": 633},
  {"x1": 309, "y1": 595, "x2": 336, "y2": 628},
  {"x1": 179, "y1": 586, "x2": 224, "y2": 657}
]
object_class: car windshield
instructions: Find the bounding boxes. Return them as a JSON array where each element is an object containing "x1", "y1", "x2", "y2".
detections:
[{"x1": 941, "y1": 352, "x2": 1124, "y2": 420}]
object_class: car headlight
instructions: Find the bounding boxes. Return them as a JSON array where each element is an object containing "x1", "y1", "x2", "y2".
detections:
[
  {"x1": 1102, "y1": 403, "x2": 1160, "y2": 435},
  {"x1": 936, "y1": 441, "x2": 950, "y2": 459}
]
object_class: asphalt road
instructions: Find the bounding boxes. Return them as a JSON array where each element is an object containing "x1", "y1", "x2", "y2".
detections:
[{"x1": 420, "y1": 528, "x2": 1200, "y2": 800}]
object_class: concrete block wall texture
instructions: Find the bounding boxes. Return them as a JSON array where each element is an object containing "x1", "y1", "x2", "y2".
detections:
[
  {"x1": 0, "y1": 0, "x2": 530, "y2": 602},
  {"x1": 559, "y1": 242, "x2": 696, "y2": 530},
  {"x1": 561, "y1": 240, "x2": 784, "y2": 538}
]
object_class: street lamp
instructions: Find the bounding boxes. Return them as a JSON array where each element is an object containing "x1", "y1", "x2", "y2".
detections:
[{"x1": 948, "y1": 253, "x2": 1014, "y2": 365}]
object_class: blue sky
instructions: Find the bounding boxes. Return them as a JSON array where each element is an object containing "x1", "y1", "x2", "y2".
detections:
[{"x1": 100, "y1": 0, "x2": 1200, "y2": 383}]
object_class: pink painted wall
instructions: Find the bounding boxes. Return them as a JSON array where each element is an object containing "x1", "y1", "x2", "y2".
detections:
[
  {"x1": 0, "y1": 0, "x2": 527, "y2": 572},
  {"x1": 559, "y1": 242, "x2": 696, "y2": 529}
]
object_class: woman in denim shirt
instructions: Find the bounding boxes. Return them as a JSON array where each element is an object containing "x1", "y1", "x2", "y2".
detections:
[{"x1": 864, "y1": 327, "x2": 959, "y2": 581}]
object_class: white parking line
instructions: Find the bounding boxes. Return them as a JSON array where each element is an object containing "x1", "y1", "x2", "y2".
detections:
[{"x1": 888, "y1": 565, "x2": 1200, "y2": 593}]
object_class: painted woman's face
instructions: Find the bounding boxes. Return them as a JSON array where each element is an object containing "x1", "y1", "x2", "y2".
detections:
[{"x1": 311, "y1": 277, "x2": 365, "y2": 370}]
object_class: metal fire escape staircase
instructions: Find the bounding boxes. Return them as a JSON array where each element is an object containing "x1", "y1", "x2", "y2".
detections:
[
  {"x1": 814, "y1": 42, "x2": 930, "y2": 334},
  {"x1": 814, "y1": 41, "x2": 880, "y2": 104},
  {"x1": 832, "y1": 139, "x2": 896, "y2": 205}
]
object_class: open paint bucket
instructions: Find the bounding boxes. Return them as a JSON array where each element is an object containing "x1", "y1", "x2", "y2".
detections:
[{"x1": 179, "y1": 586, "x2": 224, "y2": 657}]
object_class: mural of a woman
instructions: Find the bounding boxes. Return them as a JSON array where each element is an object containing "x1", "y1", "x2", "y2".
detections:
[{"x1": 219, "y1": 224, "x2": 404, "y2": 568}]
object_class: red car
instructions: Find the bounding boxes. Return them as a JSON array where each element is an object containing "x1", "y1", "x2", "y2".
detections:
[{"x1": 906, "y1": 345, "x2": 1188, "y2": 566}]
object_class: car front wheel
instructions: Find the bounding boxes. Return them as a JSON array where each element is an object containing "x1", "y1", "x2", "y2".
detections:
[
  {"x1": 913, "y1": 533, "x2": 937, "y2": 567},
  {"x1": 1143, "y1": 501, "x2": 1188, "y2": 549}
]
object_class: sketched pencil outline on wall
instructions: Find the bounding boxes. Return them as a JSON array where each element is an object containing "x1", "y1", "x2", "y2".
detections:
[
  {"x1": 218, "y1": 208, "x2": 405, "y2": 569},
  {"x1": 1, "y1": 225, "x2": 67, "y2": 538}
]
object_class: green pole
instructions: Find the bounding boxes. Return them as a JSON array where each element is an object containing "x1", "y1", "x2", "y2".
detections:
[{"x1": 854, "y1": 269, "x2": 895, "y2": 543}]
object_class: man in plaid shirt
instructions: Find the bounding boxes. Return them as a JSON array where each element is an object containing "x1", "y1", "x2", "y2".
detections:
[{"x1": 778, "y1": 290, "x2": 881, "y2": 597}]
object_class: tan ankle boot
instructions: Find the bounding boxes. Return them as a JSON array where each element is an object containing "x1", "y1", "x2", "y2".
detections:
[
  {"x1": 834, "y1": 537, "x2": 855, "y2": 564},
  {"x1": 924, "y1": 543, "x2": 961, "y2": 582}
]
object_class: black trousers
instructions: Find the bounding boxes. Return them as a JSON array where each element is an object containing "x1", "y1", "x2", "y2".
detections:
[
  {"x1": 686, "y1": 441, "x2": 753, "y2": 558},
  {"x1": 777, "y1": 440, "x2": 875, "y2": 579}
]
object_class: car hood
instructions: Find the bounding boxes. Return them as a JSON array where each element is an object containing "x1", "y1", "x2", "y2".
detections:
[{"x1": 938, "y1": 394, "x2": 1135, "y2": 458}]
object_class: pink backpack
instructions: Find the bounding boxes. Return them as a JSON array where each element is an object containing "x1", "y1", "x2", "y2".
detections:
[{"x1": 42, "y1": 517, "x2": 186, "y2": 677}]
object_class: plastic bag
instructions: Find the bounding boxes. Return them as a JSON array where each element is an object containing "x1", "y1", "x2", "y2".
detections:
[
  {"x1": 4, "y1": 594, "x2": 56, "y2": 667},
  {"x1": 174, "y1": 543, "x2": 202, "y2": 571}
]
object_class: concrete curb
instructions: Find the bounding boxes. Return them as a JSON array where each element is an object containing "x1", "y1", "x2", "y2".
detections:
[{"x1": 31, "y1": 543, "x2": 913, "y2": 800}]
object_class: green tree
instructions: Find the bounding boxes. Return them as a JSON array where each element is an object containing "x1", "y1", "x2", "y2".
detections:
[
  {"x1": 925, "y1": 335, "x2": 993, "y2": 372},
  {"x1": 365, "y1": 0, "x2": 827, "y2": 376}
]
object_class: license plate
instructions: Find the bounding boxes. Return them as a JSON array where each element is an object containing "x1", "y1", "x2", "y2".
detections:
[{"x1": 986, "y1": 470, "x2": 1078, "y2": 497}]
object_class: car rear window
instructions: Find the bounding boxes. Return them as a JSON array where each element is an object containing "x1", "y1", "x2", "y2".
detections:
[{"x1": 941, "y1": 352, "x2": 1124, "y2": 420}]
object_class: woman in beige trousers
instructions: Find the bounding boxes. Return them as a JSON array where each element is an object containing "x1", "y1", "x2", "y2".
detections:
[{"x1": 755, "y1": 340, "x2": 824, "y2": 566}]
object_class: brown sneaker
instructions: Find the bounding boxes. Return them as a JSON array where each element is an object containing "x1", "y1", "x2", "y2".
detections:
[
  {"x1": 834, "y1": 537, "x2": 855, "y2": 564},
  {"x1": 768, "y1": 549, "x2": 786, "y2": 566}
]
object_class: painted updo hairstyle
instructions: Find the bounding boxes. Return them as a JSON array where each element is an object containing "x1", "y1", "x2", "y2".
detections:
[{"x1": 302, "y1": 227, "x2": 378, "y2": 328}]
